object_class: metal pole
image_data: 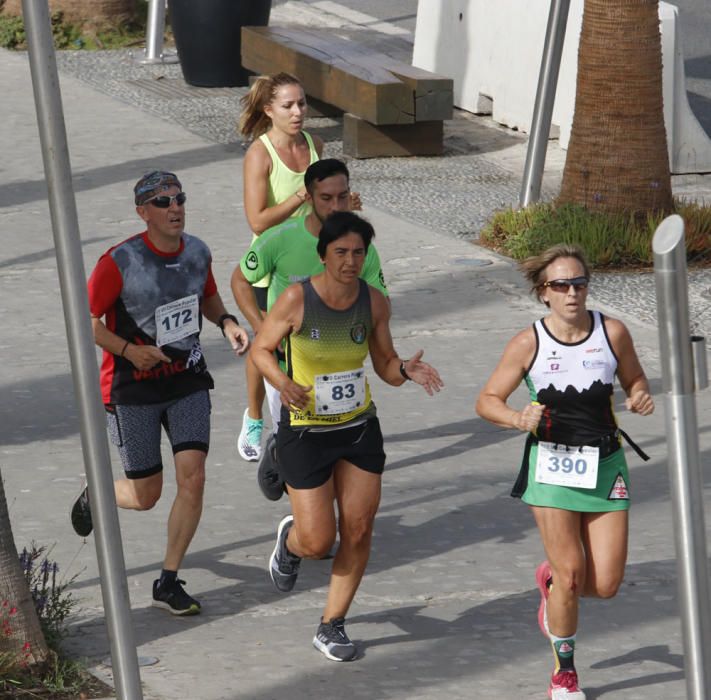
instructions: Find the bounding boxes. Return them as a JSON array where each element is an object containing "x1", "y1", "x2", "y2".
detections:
[
  {"x1": 138, "y1": 0, "x2": 178, "y2": 64},
  {"x1": 652, "y1": 214, "x2": 711, "y2": 700},
  {"x1": 519, "y1": 0, "x2": 571, "y2": 207},
  {"x1": 21, "y1": 3, "x2": 144, "y2": 699},
  {"x1": 690, "y1": 335, "x2": 709, "y2": 391}
]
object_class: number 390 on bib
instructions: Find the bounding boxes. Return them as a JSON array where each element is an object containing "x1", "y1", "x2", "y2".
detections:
[{"x1": 534, "y1": 441, "x2": 599, "y2": 489}]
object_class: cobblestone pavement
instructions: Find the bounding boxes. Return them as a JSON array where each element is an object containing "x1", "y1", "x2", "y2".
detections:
[
  {"x1": 51, "y1": 1, "x2": 711, "y2": 337},
  {"x1": 3, "y1": 5, "x2": 711, "y2": 699}
]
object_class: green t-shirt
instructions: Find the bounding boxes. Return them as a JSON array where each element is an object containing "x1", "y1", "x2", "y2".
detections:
[{"x1": 240, "y1": 216, "x2": 388, "y2": 311}]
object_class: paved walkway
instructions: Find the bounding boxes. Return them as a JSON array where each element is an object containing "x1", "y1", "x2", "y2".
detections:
[{"x1": 1, "y1": 6, "x2": 710, "y2": 699}]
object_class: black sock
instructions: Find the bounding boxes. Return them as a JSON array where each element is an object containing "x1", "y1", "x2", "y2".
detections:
[{"x1": 159, "y1": 569, "x2": 177, "y2": 586}]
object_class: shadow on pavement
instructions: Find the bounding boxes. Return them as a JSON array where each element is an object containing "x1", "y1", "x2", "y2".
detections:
[{"x1": 0, "y1": 142, "x2": 241, "y2": 209}]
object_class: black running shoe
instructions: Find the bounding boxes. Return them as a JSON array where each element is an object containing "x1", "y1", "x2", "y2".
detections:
[
  {"x1": 258, "y1": 433, "x2": 284, "y2": 501},
  {"x1": 152, "y1": 578, "x2": 201, "y2": 616},
  {"x1": 269, "y1": 515, "x2": 301, "y2": 592},
  {"x1": 312, "y1": 617, "x2": 357, "y2": 662},
  {"x1": 70, "y1": 485, "x2": 93, "y2": 537}
]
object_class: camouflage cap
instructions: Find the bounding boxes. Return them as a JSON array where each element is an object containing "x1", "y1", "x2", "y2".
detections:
[{"x1": 134, "y1": 170, "x2": 182, "y2": 205}]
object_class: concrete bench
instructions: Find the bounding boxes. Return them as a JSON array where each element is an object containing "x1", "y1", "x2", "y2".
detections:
[{"x1": 241, "y1": 25, "x2": 453, "y2": 157}]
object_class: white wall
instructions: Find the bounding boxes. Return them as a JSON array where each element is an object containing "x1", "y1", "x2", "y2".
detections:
[{"x1": 413, "y1": 0, "x2": 711, "y2": 174}]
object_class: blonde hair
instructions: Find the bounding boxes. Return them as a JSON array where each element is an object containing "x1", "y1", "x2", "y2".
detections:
[
  {"x1": 519, "y1": 244, "x2": 591, "y2": 303},
  {"x1": 239, "y1": 72, "x2": 303, "y2": 139}
]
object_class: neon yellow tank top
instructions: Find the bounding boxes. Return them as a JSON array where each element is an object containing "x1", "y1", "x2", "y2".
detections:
[
  {"x1": 285, "y1": 279, "x2": 375, "y2": 427},
  {"x1": 259, "y1": 131, "x2": 319, "y2": 217},
  {"x1": 252, "y1": 131, "x2": 319, "y2": 288}
]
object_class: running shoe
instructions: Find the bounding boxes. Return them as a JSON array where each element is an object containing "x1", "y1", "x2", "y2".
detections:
[
  {"x1": 238, "y1": 408, "x2": 263, "y2": 461},
  {"x1": 313, "y1": 617, "x2": 357, "y2": 662},
  {"x1": 70, "y1": 485, "x2": 93, "y2": 537},
  {"x1": 535, "y1": 559, "x2": 552, "y2": 637},
  {"x1": 258, "y1": 433, "x2": 284, "y2": 501},
  {"x1": 269, "y1": 515, "x2": 301, "y2": 592},
  {"x1": 549, "y1": 669, "x2": 586, "y2": 699},
  {"x1": 152, "y1": 578, "x2": 201, "y2": 616}
]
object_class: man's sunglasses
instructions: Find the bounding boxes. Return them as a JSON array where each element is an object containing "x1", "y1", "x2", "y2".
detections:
[
  {"x1": 146, "y1": 192, "x2": 187, "y2": 208},
  {"x1": 541, "y1": 276, "x2": 589, "y2": 292}
]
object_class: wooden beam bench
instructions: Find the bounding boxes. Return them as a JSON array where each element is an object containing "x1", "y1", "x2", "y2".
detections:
[{"x1": 241, "y1": 25, "x2": 453, "y2": 157}]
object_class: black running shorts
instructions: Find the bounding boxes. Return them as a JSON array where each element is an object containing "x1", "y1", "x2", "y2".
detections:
[{"x1": 276, "y1": 417, "x2": 386, "y2": 490}]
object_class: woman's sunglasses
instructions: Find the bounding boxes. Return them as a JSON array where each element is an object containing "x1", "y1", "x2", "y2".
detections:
[
  {"x1": 146, "y1": 192, "x2": 187, "y2": 208},
  {"x1": 541, "y1": 276, "x2": 589, "y2": 292}
]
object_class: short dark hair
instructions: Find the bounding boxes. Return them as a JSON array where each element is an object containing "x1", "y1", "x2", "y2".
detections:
[
  {"x1": 317, "y1": 211, "x2": 375, "y2": 258},
  {"x1": 305, "y1": 158, "x2": 350, "y2": 194}
]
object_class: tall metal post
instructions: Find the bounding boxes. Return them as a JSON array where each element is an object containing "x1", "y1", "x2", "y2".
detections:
[
  {"x1": 138, "y1": 0, "x2": 178, "y2": 64},
  {"x1": 21, "y1": 2, "x2": 144, "y2": 698},
  {"x1": 519, "y1": 0, "x2": 571, "y2": 207},
  {"x1": 652, "y1": 214, "x2": 711, "y2": 700}
]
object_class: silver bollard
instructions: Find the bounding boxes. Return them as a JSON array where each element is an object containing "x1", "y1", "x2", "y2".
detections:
[
  {"x1": 22, "y1": 1, "x2": 144, "y2": 698},
  {"x1": 519, "y1": 0, "x2": 571, "y2": 207},
  {"x1": 653, "y1": 214, "x2": 711, "y2": 700},
  {"x1": 691, "y1": 335, "x2": 709, "y2": 391},
  {"x1": 137, "y1": 0, "x2": 178, "y2": 65}
]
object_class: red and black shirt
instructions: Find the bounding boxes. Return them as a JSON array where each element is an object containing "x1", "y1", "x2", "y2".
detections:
[{"x1": 88, "y1": 231, "x2": 217, "y2": 405}]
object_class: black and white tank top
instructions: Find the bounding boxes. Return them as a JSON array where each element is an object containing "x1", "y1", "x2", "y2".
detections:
[{"x1": 525, "y1": 310, "x2": 618, "y2": 445}]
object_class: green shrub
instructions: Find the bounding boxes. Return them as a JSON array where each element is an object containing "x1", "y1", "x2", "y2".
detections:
[
  {"x1": 0, "y1": 8, "x2": 152, "y2": 50},
  {"x1": 0, "y1": 544, "x2": 90, "y2": 697},
  {"x1": 480, "y1": 200, "x2": 711, "y2": 268},
  {"x1": 0, "y1": 14, "x2": 25, "y2": 49}
]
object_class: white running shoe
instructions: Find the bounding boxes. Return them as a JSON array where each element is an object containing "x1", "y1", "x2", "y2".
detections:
[{"x1": 238, "y1": 408, "x2": 263, "y2": 461}]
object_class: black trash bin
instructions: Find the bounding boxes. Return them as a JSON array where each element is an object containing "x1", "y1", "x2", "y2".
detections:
[{"x1": 169, "y1": 0, "x2": 271, "y2": 87}]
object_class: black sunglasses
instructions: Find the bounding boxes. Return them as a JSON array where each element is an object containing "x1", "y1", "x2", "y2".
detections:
[
  {"x1": 541, "y1": 276, "x2": 589, "y2": 292},
  {"x1": 147, "y1": 192, "x2": 187, "y2": 208}
]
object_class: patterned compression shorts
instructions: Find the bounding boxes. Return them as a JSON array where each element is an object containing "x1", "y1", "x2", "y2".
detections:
[{"x1": 106, "y1": 390, "x2": 211, "y2": 479}]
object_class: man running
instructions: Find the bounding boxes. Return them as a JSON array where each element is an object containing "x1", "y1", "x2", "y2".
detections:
[
  {"x1": 251, "y1": 211, "x2": 442, "y2": 661},
  {"x1": 231, "y1": 159, "x2": 388, "y2": 500},
  {"x1": 71, "y1": 170, "x2": 249, "y2": 615}
]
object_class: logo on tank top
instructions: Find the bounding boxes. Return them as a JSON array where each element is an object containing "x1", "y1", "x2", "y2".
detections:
[
  {"x1": 186, "y1": 341, "x2": 203, "y2": 369},
  {"x1": 583, "y1": 359, "x2": 606, "y2": 370},
  {"x1": 608, "y1": 473, "x2": 629, "y2": 500},
  {"x1": 245, "y1": 251, "x2": 259, "y2": 270},
  {"x1": 544, "y1": 350, "x2": 566, "y2": 374},
  {"x1": 310, "y1": 328, "x2": 320, "y2": 340},
  {"x1": 350, "y1": 322, "x2": 367, "y2": 344}
]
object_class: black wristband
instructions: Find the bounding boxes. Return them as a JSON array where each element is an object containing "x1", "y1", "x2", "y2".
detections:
[
  {"x1": 217, "y1": 313, "x2": 239, "y2": 337},
  {"x1": 399, "y1": 360, "x2": 412, "y2": 381}
]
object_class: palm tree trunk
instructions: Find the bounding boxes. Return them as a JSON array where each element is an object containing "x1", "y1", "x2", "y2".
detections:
[
  {"x1": 0, "y1": 471, "x2": 48, "y2": 665},
  {"x1": 559, "y1": 0, "x2": 673, "y2": 214}
]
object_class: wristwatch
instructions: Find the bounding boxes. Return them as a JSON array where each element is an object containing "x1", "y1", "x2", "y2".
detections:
[{"x1": 216, "y1": 313, "x2": 239, "y2": 337}]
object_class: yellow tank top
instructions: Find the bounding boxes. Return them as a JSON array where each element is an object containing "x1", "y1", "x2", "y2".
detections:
[
  {"x1": 285, "y1": 279, "x2": 375, "y2": 427},
  {"x1": 251, "y1": 131, "x2": 319, "y2": 288}
]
